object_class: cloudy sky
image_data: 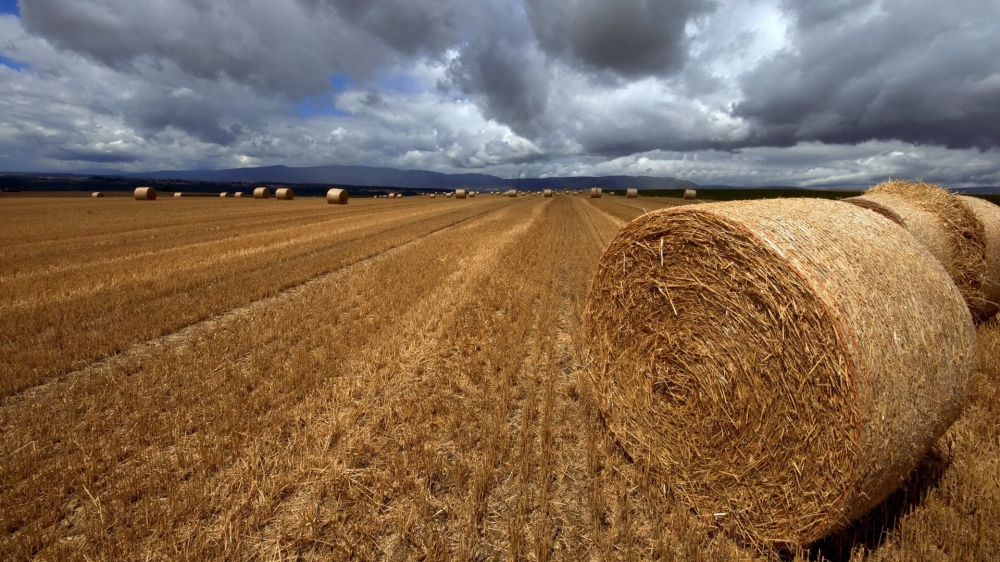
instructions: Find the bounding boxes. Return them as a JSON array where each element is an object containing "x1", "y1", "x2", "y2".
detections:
[{"x1": 1, "y1": 0, "x2": 998, "y2": 187}]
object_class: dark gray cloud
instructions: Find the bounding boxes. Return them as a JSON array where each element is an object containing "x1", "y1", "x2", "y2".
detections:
[
  {"x1": 736, "y1": 0, "x2": 1000, "y2": 150},
  {"x1": 525, "y1": 0, "x2": 715, "y2": 78}
]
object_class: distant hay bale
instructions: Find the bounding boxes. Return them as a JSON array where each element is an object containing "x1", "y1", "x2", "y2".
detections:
[
  {"x1": 447, "y1": 193, "x2": 453, "y2": 198},
  {"x1": 590, "y1": 187, "x2": 602, "y2": 198},
  {"x1": 470, "y1": 191, "x2": 477, "y2": 198},
  {"x1": 506, "y1": 190, "x2": 517, "y2": 197},
  {"x1": 958, "y1": 195, "x2": 1000, "y2": 320},
  {"x1": 91, "y1": 192, "x2": 105, "y2": 198},
  {"x1": 173, "y1": 192, "x2": 183, "y2": 198},
  {"x1": 220, "y1": 192, "x2": 231, "y2": 197},
  {"x1": 234, "y1": 192, "x2": 245, "y2": 198},
  {"x1": 456, "y1": 189, "x2": 467, "y2": 199},
  {"x1": 275, "y1": 188, "x2": 294, "y2": 200},
  {"x1": 584, "y1": 198, "x2": 975, "y2": 548},
  {"x1": 627, "y1": 188, "x2": 638, "y2": 198},
  {"x1": 683, "y1": 189, "x2": 697, "y2": 200},
  {"x1": 846, "y1": 180, "x2": 987, "y2": 317},
  {"x1": 253, "y1": 187, "x2": 271, "y2": 199},
  {"x1": 544, "y1": 189, "x2": 553, "y2": 197},
  {"x1": 134, "y1": 187, "x2": 156, "y2": 201},
  {"x1": 430, "y1": 193, "x2": 436, "y2": 198},
  {"x1": 326, "y1": 188, "x2": 348, "y2": 205}
]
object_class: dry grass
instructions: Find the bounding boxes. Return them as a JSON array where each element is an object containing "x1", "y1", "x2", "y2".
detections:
[{"x1": 0, "y1": 195, "x2": 998, "y2": 561}]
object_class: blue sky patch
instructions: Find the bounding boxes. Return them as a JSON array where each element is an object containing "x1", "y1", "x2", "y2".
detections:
[
  {"x1": 330, "y1": 73, "x2": 353, "y2": 92},
  {"x1": 294, "y1": 96, "x2": 348, "y2": 119},
  {"x1": 0, "y1": 55, "x2": 26, "y2": 71},
  {"x1": 0, "y1": 0, "x2": 19, "y2": 15}
]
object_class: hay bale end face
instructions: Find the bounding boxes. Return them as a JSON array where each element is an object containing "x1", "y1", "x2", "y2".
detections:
[
  {"x1": 590, "y1": 187, "x2": 602, "y2": 198},
  {"x1": 627, "y1": 188, "x2": 638, "y2": 198},
  {"x1": 134, "y1": 187, "x2": 157, "y2": 201},
  {"x1": 275, "y1": 188, "x2": 294, "y2": 200},
  {"x1": 683, "y1": 189, "x2": 697, "y2": 200},
  {"x1": 91, "y1": 192, "x2": 105, "y2": 198},
  {"x1": 847, "y1": 180, "x2": 987, "y2": 318},
  {"x1": 456, "y1": 189, "x2": 468, "y2": 199},
  {"x1": 326, "y1": 188, "x2": 348, "y2": 205},
  {"x1": 506, "y1": 190, "x2": 517, "y2": 197},
  {"x1": 958, "y1": 195, "x2": 1000, "y2": 320},
  {"x1": 220, "y1": 192, "x2": 231, "y2": 197},
  {"x1": 253, "y1": 187, "x2": 271, "y2": 199},
  {"x1": 173, "y1": 192, "x2": 183, "y2": 198},
  {"x1": 544, "y1": 189, "x2": 553, "y2": 197},
  {"x1": 584, "y1": 198, "x2": 975, "y2": 548},
  {"x1": 234, "y1": 192, "x2": 245, "y2": 198}
]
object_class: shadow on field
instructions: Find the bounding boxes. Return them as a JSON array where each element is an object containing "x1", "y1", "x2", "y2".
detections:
[{"x1": 802, "y1": 443, "x2": 952, "y2": 561}]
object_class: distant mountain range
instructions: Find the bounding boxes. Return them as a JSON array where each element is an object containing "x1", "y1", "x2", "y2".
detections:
[{"x1": 127, "y1": 164, "x2": 702, "y2": 191}]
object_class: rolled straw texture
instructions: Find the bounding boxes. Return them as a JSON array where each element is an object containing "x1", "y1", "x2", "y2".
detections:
[
  {"x1": 253, "y1": 187, "x2": 271, "y2": 199},
  {"x1": 234, "y1": 192, "x2": 245, "y2": 197},
  {"x1": 847, "y1": 180, "x2": 987, "y2": 317},
  {"x1": 275, "y1": 188, "x2": 294, "y2": 200},
  {"x1": 583, "y1": 198, "x2": 975, "y2": 548},
  {"x1": 91, "y1": 192, "x2": 105, "y2": 198},
  {"x1": 590, "y1": 187, "x2": 602, "y2": 198},
  {"x1": 683, "y1": 189, "x2": 697, "y2": 200},
  {"x1": 506, "y1": 190, "x2": 517, "y2": 198},
  {"x1": 134, "y1": 187, "x2": 156, "y2": 200},
  {"x1": 544, "y1": 189, "x2": 553, "y2": 197},
  {"x1": 958, "y1": 195, "x2": 1000, "y2": 319},
  {"x1": 456, "y1": 189, "x2": 467, "y2": 199},
  {"x1": 470, "y1": 191, "x2": 477, "y2": 197},
  {"x1": 220, "y1": 192, "x2": 231, "y2": 197},
  {"x1": 627, "y1": 188, "x2": 638, "y2": 198},
  {"x1": 326, "y1": 188, "x2": 348, "y2": 205}
]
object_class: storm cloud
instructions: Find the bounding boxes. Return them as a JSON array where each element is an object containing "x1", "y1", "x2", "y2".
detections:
[{"x1": 1, "y1": 0, "x2": 998, "y2": 187}]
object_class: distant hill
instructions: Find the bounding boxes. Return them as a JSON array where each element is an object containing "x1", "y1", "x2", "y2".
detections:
[{"x1": 130, "y1": 164, "x2": 700, "y2": 191}]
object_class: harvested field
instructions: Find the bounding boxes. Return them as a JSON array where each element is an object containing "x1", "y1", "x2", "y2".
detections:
[{"x1": 1, "y1": 194, "x2": 998, "y2": 561}]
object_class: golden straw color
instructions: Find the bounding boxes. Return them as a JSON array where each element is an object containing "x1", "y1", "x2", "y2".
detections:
[
  {"x1": 506, "y1": 189, "x2": 516, "y2": 197},
  {"x1": 91, "y1": 192, "x2": 104, "y2": 198},
  {"x1": 627, "y1": 188, "x2": 638, "y2": 198},
  {"x1": 847, "y1": 180, "x2": 987, "y2": 318},
  {"x1": 456, "y1": 189, "x2": 468, "y2": 199},
  {"x1": 173, "y1": 192, "x2": 183, "y2": 198},
  {"x1": 958, "y1": 195, "x2": 1000, "y2": 320},
  {"x1": 590, "y1": 187, "x2": 602, "y2": 198},
  {"x1": 219, "y1": 192, "x2": 231, "y2": 197},
  {"x1": 275, "y1": 188, "x2": 294, "y2": 200},
  {"x1": 429, "y1": 193, "x2": 436, "y2": 198},
  {"x1": 325, "y1": 188, "x2": 348, "y2": 205},
  {"x1": 133, "y1": 187, "x2": 156, "y2": 200},
  {"x1": 683, "y1": 189, "x2": 697, "y2": 200},
  {"x1": 583, "y1": 198, "x2": 976, "y2": 549},
  {"x1": 469, "y1": 191, "x2": 477, "y2": 198},
  {"x1": 234, "y1": 191, "x2": 245, "y2": 197},
  {"x1": 253, "y1": 187, "x2": 271, "y2": 199},
  {"x1": 544, "y1": 189, "x2": 553, "y2": 197}
]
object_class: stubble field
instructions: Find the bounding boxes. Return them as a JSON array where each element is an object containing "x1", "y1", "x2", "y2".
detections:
[{"x1": 1, "y1": 193, "x2": 998, "y2": 561}]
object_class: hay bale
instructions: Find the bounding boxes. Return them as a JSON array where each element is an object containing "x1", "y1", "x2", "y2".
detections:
[
  {"x1": 173, "y1": 192, "x2": 183, "y2": 198},
  {"x1": 91, "y1": 192, "x2": 105, "y2": 198},
  {"x1": 506, "y1": 190, "x2": 517, "y2": 198},
  {"x1": 253, "y1": 187, "x2": 271, "y2": 199},
  {"x1": 430, "y1": 193, "x2": 436, "y2": 198},
  {"x1": 456, "y1": 189, "x2": 468, "y2": 199},
  {"x1": 683, "y1": 189, "x2": 697, "y2": 200},
  {"x1": 846, "y1": 180, "x2": 987, "y2": 317},
  {"x1": 959, "y1": 195, "x2": 1000, "y2": 320},
  {"x1": 447, "y1": 193, "x2": 453, "y2": 198},
  {"x1": 134, "y1": 187, "x2": 156, "y2": 201},
  {"x1": 234, "y1": 192, "x2": 245, "y2": 198},
  {"x1": 326, "y1": 188, "x2": 348, "y2": 205},
  {"x1": 627, "y1": 188, "x2": 638, "y2": 198},
  {"x1": 220, "y1": 192, "x2": 231, "y2": 197},
  {"x1": 583, "y1": 198, "x2": 975, "y2": 548},
  {"x1": 544, "y1": 189, "x2": 553, "y2": 197},
  {"x1": 590, "y1": 187, "x2": 602, "y2": 198},
  {"x1": 275, "y1": 188, "x2": 294, "y2": 200},
  {"x1": 470, "y1": 191, "x2": 477, "y2": 198}
]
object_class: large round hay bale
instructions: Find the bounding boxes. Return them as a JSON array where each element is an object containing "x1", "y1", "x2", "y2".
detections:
[
  {"x1": 234, "y1": 192, "x2": 245, "y2": 198},
  {"x1": 958, "y1": 195, "x2": 1000, "y2": 320},
  {"x1": 456, "y1": 189, "x2": 468, "y2": 199},
  {"x1": 220, "y1": 192, "x2": 231, "y2": 197},
  {"x1": 275, "y1": 188, "x2": 294, "y2": 200},
  {"x1": 590, "y1": 187, "x2": 602, "y2": 198},
  {"x1": 683, "y1": 189, "x2": 697, "y2": 200},
  {"x1": 626, "y1": 188, "x2": 638, "y2": 198},
  {"x1": 846, "y1": 180, "x2": 987, "y2": 317},
  {"x1": 429, "y1": 193, "x2": 436, "y2": 199},
  {"x1": 134, "y1": 187, "x2": 156, "y2": 201},
  {"x1": 506, "y1": 190, "x2": 517, "y2": 198},
  {"x1": 253, "y1": 187, "x2": 271, "y2": 199},
  {"x1": 326, "y1": 188, "x2": 348, "y2": 205},
  {"x1": 91, "y1": 192, "x2": 105, "y2": 198},
  {"x1": 584, "y1": 198, "x2": 975, "y2": 548},
  {"x1": 544, "y1": 189, "x2": 553, "y2": 197}
]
